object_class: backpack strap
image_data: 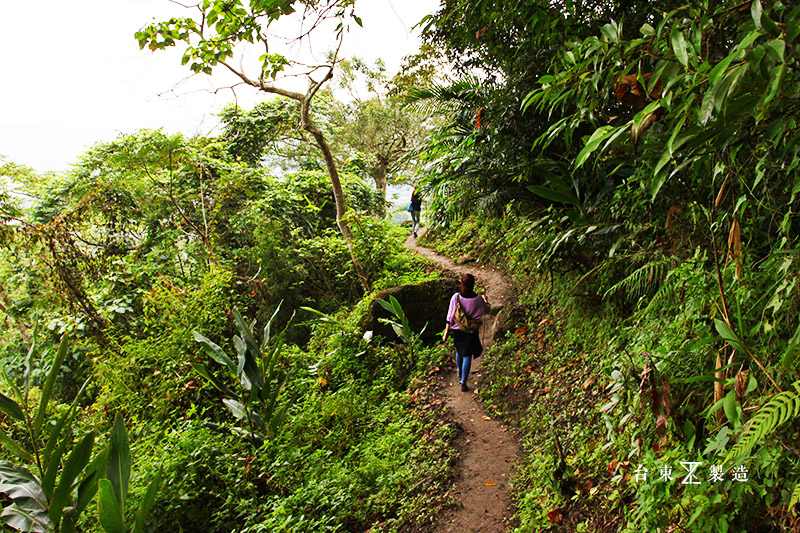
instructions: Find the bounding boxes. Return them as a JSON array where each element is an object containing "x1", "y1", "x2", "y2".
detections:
[{"x1": 457, "y1": 294, "x2": 476, "y2": 321}]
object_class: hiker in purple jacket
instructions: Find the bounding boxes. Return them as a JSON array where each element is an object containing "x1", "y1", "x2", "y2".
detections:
[{"x1": 443, "y1": 273, "x2": 490, "y2": 391}]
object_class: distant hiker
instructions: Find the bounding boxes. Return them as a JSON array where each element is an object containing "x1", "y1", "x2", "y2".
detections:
[
  {"x1": 443, "y1": 273, "x2": 490, "y2": 391},
  {"x1": 409, "y1": 186, "x2": 422, "y2": 237}
]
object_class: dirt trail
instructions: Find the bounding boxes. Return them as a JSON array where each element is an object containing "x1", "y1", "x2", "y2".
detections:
[{"x1": 404, "y1": 229, "x2": 520, "y2": 533}]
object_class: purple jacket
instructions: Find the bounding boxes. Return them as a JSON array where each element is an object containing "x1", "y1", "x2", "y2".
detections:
[{"x1": 446, "y1": 292, "x2": 490, "y2": 330}]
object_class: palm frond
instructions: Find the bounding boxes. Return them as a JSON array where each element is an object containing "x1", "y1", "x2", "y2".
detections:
[{"x1": 404, "y1": 76, "x2": 485, "y2": 117}]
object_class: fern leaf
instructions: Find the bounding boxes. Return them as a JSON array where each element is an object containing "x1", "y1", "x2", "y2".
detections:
[
  {"x1": 604, "y1": 256, "x2": 669, "y2": 302},
  {"x1": 725, "y1": 380, "x2": 800, "y2": 465},
  {"x1": 790, "y1": 482, "x2": 800, "y2": 515}
]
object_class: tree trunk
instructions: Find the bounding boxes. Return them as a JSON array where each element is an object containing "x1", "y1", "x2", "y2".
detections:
[
  {"x1": 372, "y1": 161, "x2": 388, "y2": 217},
  {"x1": 232, "y1": 66, "x2": 372, "y2": 293},
  {"x1": 299, "y1": 93, "x2": 371, "y2": 293}
]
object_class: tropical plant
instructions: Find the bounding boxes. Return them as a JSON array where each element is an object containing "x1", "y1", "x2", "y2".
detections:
[
  {"x1": 376, "y1": 296, "x2": 424, "y2": 346},
  {"x1": 0, "y1": 335, "x2": 102, "y2": 533},
  {"x1": 192, "y1": 306, "x2": 293, "y2": 442},
  {"x1": 375, "y1": 296, "x2": 427, "y2": 383},
  {"x1": 97, "y1": 414, "x2": 163, "y2": 533}
]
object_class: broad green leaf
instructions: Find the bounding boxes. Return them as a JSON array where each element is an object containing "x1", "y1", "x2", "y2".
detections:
[
  {"x1": 702, "y1": 426, "x2": 730, "y2": 456},
  {"x1": 788, "y1": 19, "x2": 800, "y2": 43},
  {"x1": 193, "y1": 331, "x2": 237, "y2": 374},
  {"x1": 75, "y1": 448, "x2": 108, "y2": 517},
  {"x1": 527, "y1": 186, "x2": 578, "y2": 205},
  {"x1": 751, "y1": 0, "x2": 764, "y2": 29},
  {"x1": 601, "y1": 121, "x2": 631, "y2": 152},
  {"x1": 232, "y1": 308, "x2": 260, "y2": 356},
  {"x1": 0, "y1": 461, "x2": 48, "y2": 513},
  {"x1": 133, "y1": 470, "x2": 163, "y2": 533},
  {"x1": 0, "y1": 392, "x2": 25, "y2": 422},
  {"x1": 671, "y1": 28, "x2": 689, "y2": 67},
  {"x1": 735, "y1": 30, "x2": 762, "y2": 54},
  {"x1": 764, "y1": 39, "x2": 785, "y2": 63},
  {"x1": 44, "y1": 425, "x2": 75, "y2": 498},
  {"x1": 234, "y1": 335, "x2": 263, "y2": 393},
  {"x1": 49, "y1": 433, "x2": 94, "y2": 527},
  {"x1": 98, "y1": 479, "x2": 126, "y2": 533},
  {"x1": 234, "y1": 336, "x2": 247, "y2": 379},
  {"x1": 0, "y1": 429, "x2": 33, "y2": 463},
  {"x1": 260, "y1": 301, "x2": 283, "y2": 351},
  {"x1": 721, "y1": 64, "x2": 749, "y2": 115},
  {"x1": 757, "y1": 63, "x2": 786, "y2": 121},
  {"x1": 261, "y1": 335, "x2": 285, "y2": 392},
  {"x1": 269, "y1": 403, "x2": 290, "y2": 436},
  {"x1": 107, "y1": 414, "x2": 131, "y2": 513},
  {"x1": 192, "y1": 364, "x2": 237, "y2": 397},
  {"x1": 222, "y1": 398, "x2": 247, "y2": 421},
  {"x1": 389, "y1": 296, "x2": 406, "y2": 323},
  {"x1": 23, "y1": 336, "x2": 36, "y2": 401},
  {"x1": 752, "y1": 0, "x2": 781, "y2": 36},
  {"x1": 43, "y1": 377, "x2": 89, "y2": 472},
  {"x1": 0, "y1": 503, "x2": 53, "y2": 533},
  {"x1": 699, "y1": 89, "x2": 716, "y2": 124},
  {"x1": 34, "y1": 335, "x2": 70, "y2": 435},
  {"x1": 222, "y1": 399, "x2": 265, "y2": 429},
  {"x1": 714, "y1": 319, "x2": 746, "y2": 353},
  {"x1": 600, "y1": 22, "x2": 619, "y2": 43},
  {"x1": 781, "y1": 323, "x2": 800, "y2": 366},
  {"x1": 0, "y1": 366, "x2": 22, "y2": 410},
  {"x1": 708, "y1": 50, "x2": 741, "y2": 87},
  {"x1": 723, "y1": 390, "x2": 739, "y2": 426},
  {"x1": 666, "y1": 115, "x2": 688, "y2": 157},
  {"x1": 575, "y1": 126, "x2": 615, "y2": 168},
  {"x1": 264, "y1": 375, "x2": 285, "y2": 419},
  {"x1": 376, "y1": 298, "x2": 400, "y2": 316}
]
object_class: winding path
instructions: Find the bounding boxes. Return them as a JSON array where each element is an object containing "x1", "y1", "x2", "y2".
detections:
[{"x1": 404, "y1": 229, "x2": 520, "y2": 532}]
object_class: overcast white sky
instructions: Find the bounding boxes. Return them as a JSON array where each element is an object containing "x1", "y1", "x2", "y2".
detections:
[{"x1": 1, "y1": 0, "x2": 438, "y2": 173}]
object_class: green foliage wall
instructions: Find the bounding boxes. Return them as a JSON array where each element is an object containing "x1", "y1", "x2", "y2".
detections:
[{"x1": 415, "y1": 0, "x2": 800, "y2": 529}]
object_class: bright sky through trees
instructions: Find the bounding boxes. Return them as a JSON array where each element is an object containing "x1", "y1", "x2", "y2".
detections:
[{"x1": 0, "y1": 0, "x2": 437, "y2": 172}]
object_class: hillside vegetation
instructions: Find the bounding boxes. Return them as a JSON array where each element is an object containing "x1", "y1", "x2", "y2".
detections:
[
  {"x1": 1, "y1": 0, "x2": 800, "y2": 531},
  {"x1": 413, "y1": 0, "x2": 800, "y2": 530}
]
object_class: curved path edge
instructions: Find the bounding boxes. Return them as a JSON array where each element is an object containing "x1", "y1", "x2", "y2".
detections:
[{"x1": 404, "y1": 229, "x2": 520, "y2": 533}]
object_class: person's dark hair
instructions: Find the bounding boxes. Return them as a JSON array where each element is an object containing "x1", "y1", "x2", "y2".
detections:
[{"x1": 460, "y1": 273, "x2": 475, "y2": 294}]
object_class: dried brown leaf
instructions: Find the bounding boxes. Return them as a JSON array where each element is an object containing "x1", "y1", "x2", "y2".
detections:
[
  {"x1": 547, "y1": 508, "x2": 563, "y2": 524},
  {"x1": 656, "y1": 414, "x2": 668, "y2": 436}
]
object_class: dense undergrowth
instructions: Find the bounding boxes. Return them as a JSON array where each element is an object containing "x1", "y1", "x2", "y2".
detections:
[
  {"x1": 0, "y1": 141, "x2": 459, "y2": 532},
  {"x1": 5, "y1": 0, "x2": 800, "y2": 530},
  {"x1": 421, "y1": 213, "x2": 800, "y2": 532}
]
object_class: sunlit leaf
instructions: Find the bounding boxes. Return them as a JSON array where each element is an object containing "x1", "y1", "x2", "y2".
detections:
[{"x1": 670, "y1": 27, "x2": 689, "y2": 67}]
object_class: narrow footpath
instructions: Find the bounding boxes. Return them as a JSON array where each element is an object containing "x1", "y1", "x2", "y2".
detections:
[{"x1": 404, "y1": 229, "x2": 520, "y2": 533}]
